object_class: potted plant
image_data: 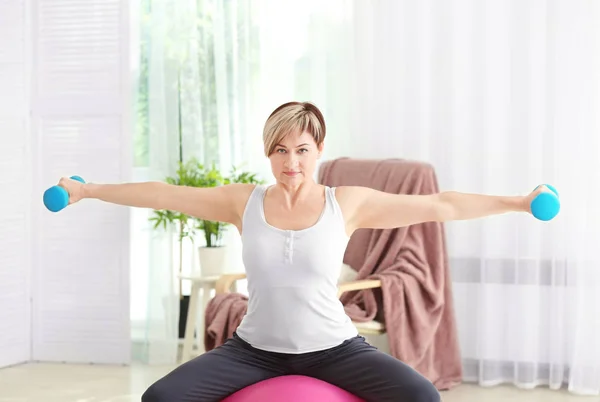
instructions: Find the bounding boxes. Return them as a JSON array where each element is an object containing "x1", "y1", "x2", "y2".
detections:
[{"x1": 149, "y1": 158, "x2": 264, "y2": 288}]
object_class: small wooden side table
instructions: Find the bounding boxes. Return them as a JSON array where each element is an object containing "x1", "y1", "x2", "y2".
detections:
[{"x1": 178, "y1": 274, "x2": 240, "y2": 362}]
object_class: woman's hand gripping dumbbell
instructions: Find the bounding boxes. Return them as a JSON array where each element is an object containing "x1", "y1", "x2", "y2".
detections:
[
  {"x1": 526, "y1": 184, "x2": 560, "y2": 221},
  {"x1": 43, "y1": 176, "x2": 86, "y2": 212}
]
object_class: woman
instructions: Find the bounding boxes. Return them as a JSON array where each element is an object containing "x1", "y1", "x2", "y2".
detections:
[{"x1": 59, "y1": 101, "x2": 546, "y2": 402}]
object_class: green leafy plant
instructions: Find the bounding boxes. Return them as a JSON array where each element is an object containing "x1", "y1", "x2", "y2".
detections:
[{"x1": 149, "y1": 158, "x2": 264, "y2": 247}]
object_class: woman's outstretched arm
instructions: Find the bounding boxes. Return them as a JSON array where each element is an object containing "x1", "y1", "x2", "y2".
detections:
[
  {"x1": 57, "y1": 176, "x2": 254, "y2": 226},
  {"x1": 337, "y1": 185, "x2": 545, "y2": 232}
]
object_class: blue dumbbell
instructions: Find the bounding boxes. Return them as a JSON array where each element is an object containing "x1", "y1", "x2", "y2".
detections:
[
  {"x1": 43, "y1": 175, "x2": 85, "y2": 212},
  {"x1": 530, "y1": 184, "x2": 560, "y2": 221}
]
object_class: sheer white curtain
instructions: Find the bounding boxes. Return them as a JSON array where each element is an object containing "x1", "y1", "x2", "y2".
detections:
[
  {"x1": 130, "y1": 0, "x2": 182, "y2": 365},
  {"x1": 131, "y1": 0, "x2": 600, "y2": 394},
  {"x1": 340, "y1": 0, "x2": 600, "y2": 395}
]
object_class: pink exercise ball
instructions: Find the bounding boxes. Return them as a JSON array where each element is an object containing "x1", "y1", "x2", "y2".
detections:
[{"x1": 222, "y1": 375, "x2": 365, "y2": 402}]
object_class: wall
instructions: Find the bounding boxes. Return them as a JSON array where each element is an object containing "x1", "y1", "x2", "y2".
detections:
[
  {"x1": 0, "y1": 0, "x2": 32, "y2": 369},
  {"x1": 0, "y1": 0, "x2": 132, "y2": 368}
]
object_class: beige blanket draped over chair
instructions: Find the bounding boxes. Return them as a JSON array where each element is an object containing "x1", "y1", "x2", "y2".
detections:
[{"x1": 204, "y1": 158, "x2": 463, "y2": 390}]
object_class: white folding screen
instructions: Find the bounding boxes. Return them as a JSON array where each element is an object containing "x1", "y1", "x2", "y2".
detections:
[
  {"x1": 30, "y1": 0, "x2": 131, "y2": 364},
  {"x1": 0, "y1": 0, "x2": 32, "y2": 369}
]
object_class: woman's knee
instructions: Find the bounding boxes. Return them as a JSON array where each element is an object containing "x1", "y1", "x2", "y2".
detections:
[
  {"x1": 404, "y1": 379, "x2": 441, "y2": 402},
  {"x1": 141, "y1": 378, "x2": 182, "y2": 402},
  {"x1": 141, "y1": 382, "x2": 165, "y2": 402}
]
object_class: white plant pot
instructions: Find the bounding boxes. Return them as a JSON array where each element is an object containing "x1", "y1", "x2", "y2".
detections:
[{"x1": 198, "y1": 246, "x2": 228, "y2": 277}]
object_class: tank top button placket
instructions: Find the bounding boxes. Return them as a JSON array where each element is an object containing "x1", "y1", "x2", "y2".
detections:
[{"x1": 284, "y1": 231, "x2": 294, "y2": 264}]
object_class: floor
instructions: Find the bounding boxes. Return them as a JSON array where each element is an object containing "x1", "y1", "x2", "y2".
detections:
[{"x1": 0, "y1": 362, "x2": 593, "y2": 402}]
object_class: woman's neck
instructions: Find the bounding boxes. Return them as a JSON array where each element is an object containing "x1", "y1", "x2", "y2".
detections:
[{"x1": 270, "y1": 180, "x2": 321, "y2": 208}]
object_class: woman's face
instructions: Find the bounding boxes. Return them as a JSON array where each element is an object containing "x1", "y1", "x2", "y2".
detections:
[{"x1": 269, "y1": 131, "x2": 323, "y2": 186}]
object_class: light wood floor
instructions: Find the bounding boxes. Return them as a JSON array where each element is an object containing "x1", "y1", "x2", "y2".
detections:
[{"x1": 0, "y1": 362, "x2": 593, "y2": 401}]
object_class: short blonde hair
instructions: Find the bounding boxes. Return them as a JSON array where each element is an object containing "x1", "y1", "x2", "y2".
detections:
[{"x1": 263, "y1": 101, "x2": 326, "y2": 156}]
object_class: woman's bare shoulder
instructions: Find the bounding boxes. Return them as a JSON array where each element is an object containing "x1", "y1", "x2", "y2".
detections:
[
  {"x1": 331, "y1": 185, "x2": 372, "y2": 219},
  {"x1": 226, "y1": 183, "x2": 259, "y2": 205}
]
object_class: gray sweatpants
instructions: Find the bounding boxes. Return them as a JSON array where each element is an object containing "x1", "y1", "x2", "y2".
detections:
[{"x1": 141, "y1": 333, "x2": 440, "y2": 402}]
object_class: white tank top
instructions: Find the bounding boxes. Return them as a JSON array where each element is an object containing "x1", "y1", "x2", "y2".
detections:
[{"x1": 235, "y1": 184, "x2": 359, "y2": 353}]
